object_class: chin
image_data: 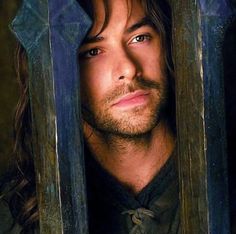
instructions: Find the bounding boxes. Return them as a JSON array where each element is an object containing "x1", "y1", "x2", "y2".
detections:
[
  {"x1": 93, "y1": 111, "x2": 159, "y2": 137},
  {"x1": 118, "y1": 118, "x2": 158, "y2": 136}
]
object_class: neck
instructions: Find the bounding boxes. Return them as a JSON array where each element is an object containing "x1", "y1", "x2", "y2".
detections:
[{"x1": 84, "y1": 121, "x2": 175, "y2": 194}]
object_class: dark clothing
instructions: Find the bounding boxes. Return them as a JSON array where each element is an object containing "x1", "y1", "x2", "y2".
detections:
[
  {"x1": 0, "y1": 200, "x2": 21, "y2": 234},
  {"x1": 0, "y1": 154, "x2": 179, "y2": 234},
  {"x1": 86, "y1": 154, "x2": 180, "y2": 234}
]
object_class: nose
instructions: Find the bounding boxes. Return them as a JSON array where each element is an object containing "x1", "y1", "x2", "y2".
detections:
[{"x1": 113, "y1": 48, "x2": 140, "y2": 82}]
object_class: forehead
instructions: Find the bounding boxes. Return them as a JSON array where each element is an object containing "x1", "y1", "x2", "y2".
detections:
[{"x1": 89, "y1": 0, "x2": 146, "y2": 36}]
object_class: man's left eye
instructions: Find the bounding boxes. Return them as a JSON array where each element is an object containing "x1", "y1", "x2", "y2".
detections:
[{"x1": 131, "y1": 34, "x2": 151, "y2": 43}]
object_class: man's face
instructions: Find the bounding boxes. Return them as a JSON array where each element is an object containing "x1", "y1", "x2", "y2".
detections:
[{"x1": 79, "y1": 0, "x2": 168, "y2": 137}]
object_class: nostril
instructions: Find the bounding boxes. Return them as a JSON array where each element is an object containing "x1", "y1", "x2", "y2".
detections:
[{"x1": 119, "y1": 75, "x2": 125, "y2": 80}]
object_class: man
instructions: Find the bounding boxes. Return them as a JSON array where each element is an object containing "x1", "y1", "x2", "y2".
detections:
[
  {"x1": 79, "y1": 0, "x2": 179, "y2": 233},
  {"x1": 0, "y1": 0, "x2": 179, "y2": 233}
]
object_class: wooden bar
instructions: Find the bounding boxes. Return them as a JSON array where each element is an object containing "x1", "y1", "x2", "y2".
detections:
[
  {"x1": 171, "y1": 0, "x2": 233, "y2": 233},
  {"x1": 11, "y1": 0, "x2": 91, "y2": 233}
]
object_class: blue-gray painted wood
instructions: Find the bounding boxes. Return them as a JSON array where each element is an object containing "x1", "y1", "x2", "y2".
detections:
[
  {"x1": 11, "y1": 0, "x2": 91, "y2": 233},
  {"x1": 172, "y1": 0, "x2": 233, "y2": 234},
  {"x1": 171, "y1": 0, "x2": 234, "y2": 233},
  {"x1": 199, "y1": 1, "x2": 234, "y2": 233}
]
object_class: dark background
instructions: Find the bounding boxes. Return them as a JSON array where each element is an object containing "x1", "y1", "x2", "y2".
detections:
[
  {"x1": 224, "y1": 17, "x2": 236, "y2": 232},
  {"x1": 0, "y1": 0, "x2": 235, "y2": 232},
  {"x1": 0, "y1": 1, "x2": 20, "y2": 176}
]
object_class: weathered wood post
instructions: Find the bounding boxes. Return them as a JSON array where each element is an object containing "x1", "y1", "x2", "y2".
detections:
[
  {"x1": 11, "y1": 0, "x2": 91, "y2": 233},
  {"x1": 171, "y1": 0, "x2": 234, "y2": 233}
]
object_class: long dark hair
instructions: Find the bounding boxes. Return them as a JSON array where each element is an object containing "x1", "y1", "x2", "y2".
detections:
[
  {"x1": 0, "y1": 0, "x2": 174, "y2": 232},
  {"x1": 0, "y1": 44, "x2": 38, "y2": 233}
]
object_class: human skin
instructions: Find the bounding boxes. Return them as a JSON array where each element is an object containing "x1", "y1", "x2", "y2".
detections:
[{"x1": 79, "y1": 0, "x2": 175, "y2": 194}]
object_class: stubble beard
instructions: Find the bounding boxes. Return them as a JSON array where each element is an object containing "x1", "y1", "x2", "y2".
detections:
[{"x1": 82, "y1": 76, "x2": 168, "y2": 139}]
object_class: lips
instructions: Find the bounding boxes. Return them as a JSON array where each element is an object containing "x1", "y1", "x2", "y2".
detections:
[{"x1": 112, "y1": 90, "x2": 150, "y2": 107}]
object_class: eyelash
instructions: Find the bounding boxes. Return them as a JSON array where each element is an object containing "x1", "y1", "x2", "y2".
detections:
[
  {"x1": 80, "y1": 34, "x2": 151, "y2": 59},
  {"x1": 130, "y1": 34, "x2": 151, "y2": 44}
]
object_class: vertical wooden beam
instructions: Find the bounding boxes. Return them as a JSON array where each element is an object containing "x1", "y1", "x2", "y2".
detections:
[
  {"x1": 11, "y1": 0, "x2": 91, "y2": 233},
  {"x1": 171, "y1": 0, "x2": 233, "y2": 233}
]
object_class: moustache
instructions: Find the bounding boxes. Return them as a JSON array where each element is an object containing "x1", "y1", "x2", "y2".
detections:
[{"x1": 104, "y1": 76, "x2": 162, "y2": 104}]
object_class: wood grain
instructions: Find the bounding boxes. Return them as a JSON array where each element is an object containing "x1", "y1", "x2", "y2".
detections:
[
  {"x1": 171, "y1": 0, "x2": 232, "y2": 233},
  {"x1": 11, "y1": 0, "x2": 91, "y2": 233}
]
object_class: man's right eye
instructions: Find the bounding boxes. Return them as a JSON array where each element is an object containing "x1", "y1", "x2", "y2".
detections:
[{"x1": 81, "y1": 48, "x2": 101, "y2": 58}]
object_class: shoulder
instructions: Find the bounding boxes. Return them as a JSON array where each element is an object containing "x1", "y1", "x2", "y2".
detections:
[
  {"x1": 0, "y1": 173, "x2": 39, "y2": 234},
  {"x1": 0, "y1": 199, "x2": 22, "y2": 234},
  {"x1": 0, "y1": 172, "x2": 22, "y2": 233}
]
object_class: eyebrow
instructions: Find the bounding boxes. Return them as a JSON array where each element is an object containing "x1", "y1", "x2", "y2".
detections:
[
  {"x1": 83, "y1": 35, "x2": 105, "y2": 44},
  {"x1": 125, "y1": 17, "x2": 152, "y2": 33},
  {"x1": 82, "y1": 17, "x2": 152, "y2": 45}
]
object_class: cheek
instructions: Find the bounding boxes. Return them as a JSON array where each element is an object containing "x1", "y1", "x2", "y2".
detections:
[
  {"x1": 137, "y1": 49, "x2": 163, "y2": 80},
  {"x1": 131, "y1": 36, "x2": 163, "y2": 78},
  {"x1": 79, "y1": 59, "x2": 112, "y2": 104}
]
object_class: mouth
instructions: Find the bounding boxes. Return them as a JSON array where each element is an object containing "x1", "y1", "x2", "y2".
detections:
[{"x1": 112, "y1": 90, "x2": 150, "y2": 108}]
